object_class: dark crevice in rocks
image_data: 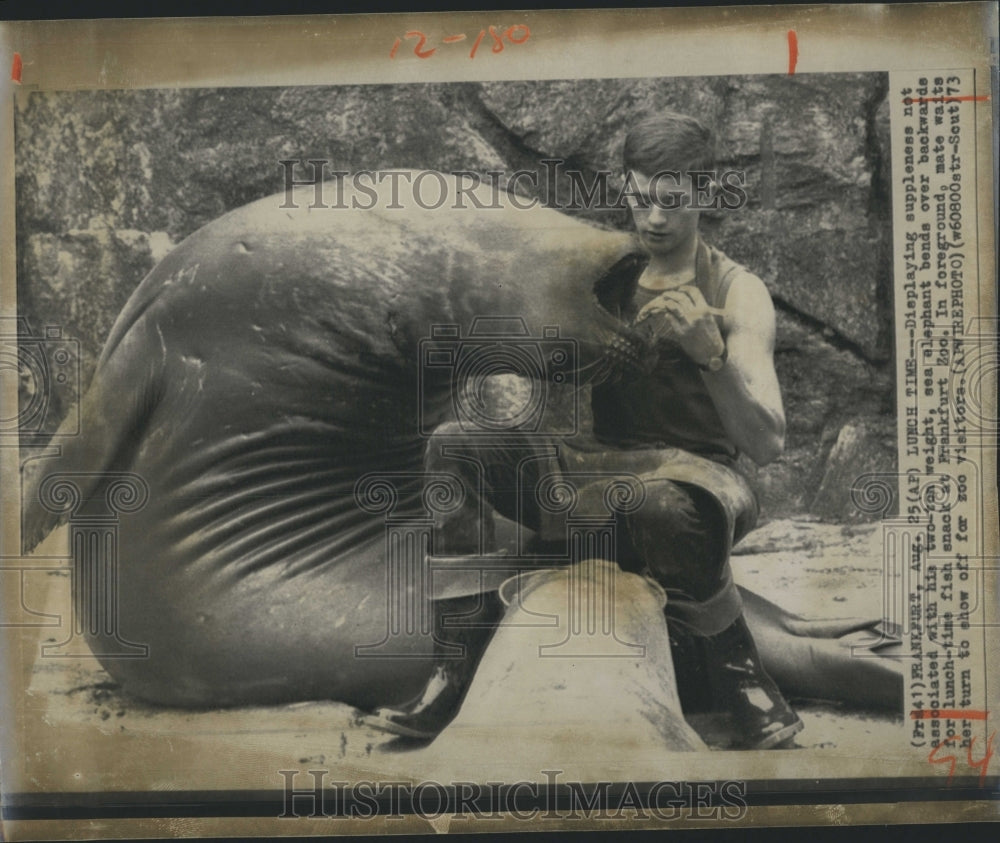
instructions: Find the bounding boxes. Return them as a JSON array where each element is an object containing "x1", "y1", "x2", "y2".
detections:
[
  {"x1": 772, "y1": 294, "x2": 886, "y2": 369},
  {"x1": 15, "y1": 233, "x2": 30, "y2": 309},
  {"x1": 451, "y1": 84, "x2": 552, "y2": 184},
  {"x1": 442, "y1": 85, "x2": 629, "y2": 231}
]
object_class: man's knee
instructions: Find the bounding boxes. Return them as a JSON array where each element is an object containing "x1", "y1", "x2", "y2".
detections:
[
  {"x1": 624, "y1": 480, "x2": 728, "y2": 589},
  {"x1": 629, "y1": 480, "x2": 712, "y2": 539}
]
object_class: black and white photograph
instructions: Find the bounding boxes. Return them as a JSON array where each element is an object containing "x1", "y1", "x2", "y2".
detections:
[{"x1": 1, "y1": 4, "x2": 996, "y2": 837}]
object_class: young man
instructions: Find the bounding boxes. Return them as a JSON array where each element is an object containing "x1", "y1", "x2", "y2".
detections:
[
  {"x1": 369, "y1": 111, "x2": 803, "y2": 750},
  {"x1": 585, "y1": 111, "x2": 802, "y2": 748}
]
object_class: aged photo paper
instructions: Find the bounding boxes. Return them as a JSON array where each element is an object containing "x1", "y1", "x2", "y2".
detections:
[{"x1": 0, "y1": 3, "x2": 997, "y2": 838}]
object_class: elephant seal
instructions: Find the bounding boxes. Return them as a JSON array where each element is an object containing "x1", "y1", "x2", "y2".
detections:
[
  {"x1": 739, "y1": 587, "x2": 902, "y2": 710},
  {"x1": 21, "y1": 175, "x2": 648, "y2": 708},
  {"x1": 21, "y1": 174, "x2": 901, "y2": 717}
]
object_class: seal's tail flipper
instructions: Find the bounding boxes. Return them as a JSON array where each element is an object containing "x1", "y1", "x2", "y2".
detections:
[
  {"x1": 780, "y1": 615, "x2": 888, "y2": 640},
  {"x1": 739, "y1": 585, "x2": 904, "y2": 712},
  {"x1": 20, "y1": 320, "x2": 163, "y2": 553}
]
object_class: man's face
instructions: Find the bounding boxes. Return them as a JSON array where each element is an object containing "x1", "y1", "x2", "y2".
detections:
[{"x1": 625, "y1": 170, "x2": 703, "y2": 258}]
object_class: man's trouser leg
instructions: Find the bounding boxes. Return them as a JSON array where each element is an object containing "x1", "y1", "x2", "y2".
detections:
[
  {"x1": 364, "y1": 590, "x2": 505, "y2": 739},
  {"x1": 365, "y1": 423, "x2": 556, "y2": 738},
  {"x1": 623, "y1": 478, "x2": 803, "y2": 750},
  {"x1": 415, "y1": 431, "x2": 801, "y2": 749}
]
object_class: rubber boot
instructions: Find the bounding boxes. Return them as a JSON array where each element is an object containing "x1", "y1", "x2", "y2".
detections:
[
  {"x1": 669, "y1": 616, "x2": 803, "y2": 750},
  {"x1": 364, "y1": 591, "x2": 504, "y2": 740}
]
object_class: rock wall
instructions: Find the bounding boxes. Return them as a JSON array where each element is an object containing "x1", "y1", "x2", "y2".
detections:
[{"x1": 14, "y1": 74, "x2": 897, "y2": 521}]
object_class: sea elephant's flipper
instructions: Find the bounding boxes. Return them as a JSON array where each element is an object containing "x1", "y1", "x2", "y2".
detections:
[
  {"x1": 20, "y1": 317, "x2": 163, "y2": 553},
  {"x1": 740, "y1": 585, "x2": 903, "y2": 712}
]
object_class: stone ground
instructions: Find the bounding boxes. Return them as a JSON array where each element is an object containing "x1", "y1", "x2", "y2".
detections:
[
  {"x1": 25, "y1": 517, "x2": 902, "y2": 769},
  {"x1": 729, "y1": 517, "x2": 902, "y2": 752}
]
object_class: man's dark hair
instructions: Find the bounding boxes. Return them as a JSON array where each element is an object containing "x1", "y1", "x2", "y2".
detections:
[{"x1": 623, "y1": 111, "x2": 716, "y2": 175}]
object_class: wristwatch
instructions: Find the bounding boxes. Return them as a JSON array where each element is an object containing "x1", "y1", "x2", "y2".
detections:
[{"x1": 698, "y1": 345, "x2": 728, "y2": 373}]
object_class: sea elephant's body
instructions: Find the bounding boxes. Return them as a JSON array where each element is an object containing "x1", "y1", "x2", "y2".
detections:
[
  {"x1": 22, "y1": 177, "x2": 641, "y2": 707},
  {"x1": 22, "y1": 175, "x2": 901, "y2": 717}
]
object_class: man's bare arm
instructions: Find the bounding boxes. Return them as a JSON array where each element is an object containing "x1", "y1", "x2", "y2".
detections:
[
  {"x1": 700, "y1": 275, "x2": 785, "y2": 466},
  {"x1": 636, "y1": 274, "x2": 785, "y2": 466}
]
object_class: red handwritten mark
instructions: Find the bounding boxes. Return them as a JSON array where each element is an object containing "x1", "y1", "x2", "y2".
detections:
[
  {"x1": 928, "y1": 732, "x2": 996, "y2": 786},
  {"x1": 911, "y1": 709, "x2": 990, "y2": 720},
  {"x1": 469, "y1": 29, "x2": 486, "y2": 59},
  {"x1": 487, "y1": 25, "x2": 505, "y2": 54},
  {"x1": 928, "y1": 734, "x2": 960, "y2": 782},
  {"x1": 904, "y1": 95, "x2": 990, "y2": 104},
  {"x1": 505, "y1": 24, "x2": 530, "y2": 44},
  {"x1": 391, "y1": 25, "x2": 529, "y2": 61},
  {"x1": 787, "y1": 30, "x2": 798, "y2": 75},
  {"x1": 404, "y1": 30, "x2": 435, "y2": 59},
  {"x1": 11, "y1": 52, "x2": 22, "y2": 83},
  {"x1": 969, "y1": 733, "x2": 997, "y2": 786}
]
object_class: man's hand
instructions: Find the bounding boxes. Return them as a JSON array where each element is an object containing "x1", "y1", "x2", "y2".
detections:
[
  {"x1": 637, "y1": 274, "x2": 785, "y2": 466},
  {"x1": 635, "y1": 284, "x2": 726, "y2": 368}
]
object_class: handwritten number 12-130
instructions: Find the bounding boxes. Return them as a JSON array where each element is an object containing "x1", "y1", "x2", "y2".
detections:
[{"x1": 390, "y1": 26, "x2": 531, "y2": 60}]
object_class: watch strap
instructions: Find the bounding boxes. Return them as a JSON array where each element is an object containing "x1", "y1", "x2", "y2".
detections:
[{"x1": 698, "y1": 344, "x2": 728, "y2": 373}]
